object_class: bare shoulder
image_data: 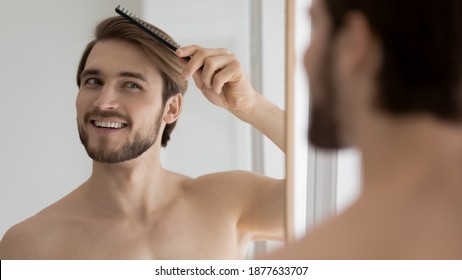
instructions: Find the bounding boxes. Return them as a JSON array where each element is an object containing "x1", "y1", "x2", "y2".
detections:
[
  {"x1": 0, "y1": 211, "x2": 62, "y2": 259},
  {"x1": 186, "y1": 170, "x2": 283, "y2": 193},
  {"x1": 0, "y1": 194, "x2": 80, "y2": 259},
  {"x1": 183, "y1": 170, "x2": 278, "y2": 203}
]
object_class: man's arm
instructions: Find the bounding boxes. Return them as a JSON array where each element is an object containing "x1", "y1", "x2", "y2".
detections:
[
  {"x1": 177, "y1": 46, "x2": 286, "y2": 241},
  {"x1": 176, "y1": 46, "x2": 285, "y2": 151},
  {"x1": 192, "y1": 170, "x2": 285, "y2": 241},
  {"x1": 236, "y1": 93, "x2": 285, "y2": 151},
  {"x1": 236, "y1": 174, "x2": 285, "y2": 241}
]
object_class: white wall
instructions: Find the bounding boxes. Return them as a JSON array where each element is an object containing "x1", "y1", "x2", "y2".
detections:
[
  {"x1": 292, "y1": 0, "x2": 311, "y2": 239},
  {"x1": 260, "y1": 0, "x2": 286, "y2": 180}
]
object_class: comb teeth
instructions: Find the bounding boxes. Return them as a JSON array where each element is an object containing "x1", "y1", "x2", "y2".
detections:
[{"x1": 115, "y1": 5, "x2": 181, "y2": 52}]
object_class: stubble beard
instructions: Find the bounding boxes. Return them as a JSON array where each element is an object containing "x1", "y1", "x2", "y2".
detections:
[
  {"x1": 308, "y1": 41, "x2": 345, "y2": 150},
  {"x1": 78, "y1": 111, "x2": 163, "y2": 164}
]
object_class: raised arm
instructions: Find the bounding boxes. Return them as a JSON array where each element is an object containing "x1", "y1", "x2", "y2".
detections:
[{"x1": 176, "y1": 45, "x2": 285, "y2": 151}]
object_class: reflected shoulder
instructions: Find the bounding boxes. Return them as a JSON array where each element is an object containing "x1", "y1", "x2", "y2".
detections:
[
  {"x1": 184, "y1": 170, "x2": 284, "y2": 198},
  {"x1": 189, "y1": 170, "x2": 281, "y2": 186}
]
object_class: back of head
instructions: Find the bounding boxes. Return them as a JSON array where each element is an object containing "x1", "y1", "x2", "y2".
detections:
[
  {"x1": 325, "y1": 0, "x2": 462, "y2": 121},
  {"x1": 77, "y1": 16, "x2": 188, "y2": 147}
]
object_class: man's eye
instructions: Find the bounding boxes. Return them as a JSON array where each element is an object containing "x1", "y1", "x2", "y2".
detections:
[
  {"x1": 84, "y1": 78, "x2": 102, "y2": 86},
  {"x1": 125, "y1": 82, "x2": 142, "y2": 90}
]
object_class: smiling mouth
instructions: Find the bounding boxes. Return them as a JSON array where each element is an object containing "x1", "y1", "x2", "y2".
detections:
[{"x1": 91, "y1": 120, "x2": 128, "y2": 129}]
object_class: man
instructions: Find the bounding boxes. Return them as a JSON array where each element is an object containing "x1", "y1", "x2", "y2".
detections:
[
  {"x1": 0, "y1": 16, "x2": 284, "y2": 259},
  {"x1": 271, "y1": 0, "x2": 462, "y2": 259}
]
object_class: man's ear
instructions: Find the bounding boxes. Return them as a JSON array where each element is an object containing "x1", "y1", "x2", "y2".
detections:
[
  {"x1": 163, "y1": 93, "x2": 183, "y2": 124},
  {"x1": 339, "y1": 12, "x2": 380, "y2": 73}
]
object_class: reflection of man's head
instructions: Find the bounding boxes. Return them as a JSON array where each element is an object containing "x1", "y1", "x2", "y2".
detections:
[
  {"x1": 307, "y1": 0, "x2": 462, "y2": 149},
  {"x1": 76, "y1": 16, "x2": 188, "y2": 163}
]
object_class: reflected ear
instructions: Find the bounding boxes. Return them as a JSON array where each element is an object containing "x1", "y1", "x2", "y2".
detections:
[
  {"x1": 340, "y1": 12, "x2": 380, "y2": 72},
  {"x1": 163, "y1": 93, "x2": 183, "y2": 124}
]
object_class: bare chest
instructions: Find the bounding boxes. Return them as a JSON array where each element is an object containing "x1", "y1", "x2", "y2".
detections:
[{"x1": 49, "y1": 206, "x2": 245, "y2": 259}]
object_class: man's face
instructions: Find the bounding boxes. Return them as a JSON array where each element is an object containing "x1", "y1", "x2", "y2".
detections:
[
  {"x1": 305, "y1": 0, "x2": 346, "y2": 149},
  {"x1": 76, "y1": 40, "x2": 165, "y2": 163}
]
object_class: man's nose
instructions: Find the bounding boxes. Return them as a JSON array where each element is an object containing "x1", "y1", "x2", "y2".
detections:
[{"x1": 93, "y1": 84, "x2": 119, "y2": 110}]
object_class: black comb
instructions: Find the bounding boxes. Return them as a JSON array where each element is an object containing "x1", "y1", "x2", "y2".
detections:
[{"x1": 115, "y1": 5, "x2": 181, "y2": 52}]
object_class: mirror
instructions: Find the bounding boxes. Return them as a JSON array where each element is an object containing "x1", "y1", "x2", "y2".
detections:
[{"x1": 0, "y1": 0, "x2": 286, "y2": 258}]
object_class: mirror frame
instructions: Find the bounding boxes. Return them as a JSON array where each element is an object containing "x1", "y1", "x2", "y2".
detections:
[{"x1": 284, "y1": 0, "x2": 296, "y2": 244}]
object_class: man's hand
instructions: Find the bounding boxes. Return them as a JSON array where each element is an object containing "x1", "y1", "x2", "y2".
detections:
[
  {"x1": 177, "y1": 45, "x2": 285, "y2": 151},
  {"x1": 176, "y1": 45, "x2": 256, "y2": 118}
]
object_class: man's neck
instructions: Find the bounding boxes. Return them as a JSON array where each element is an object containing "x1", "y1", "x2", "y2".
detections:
[
  {"x1": 81, "y1": 147, "x2": 181, "y2": 220},
  {"x1": 359, "y1": 114, "x2": 462, "y2": 195}
]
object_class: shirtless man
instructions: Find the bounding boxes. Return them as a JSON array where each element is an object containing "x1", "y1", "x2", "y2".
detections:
[
  {"x1": 271, "y1": 0, "x2": 462, "y2": 259},
  {"x1": 0, "y1": 16, "x2": 284, "y2": 259}
]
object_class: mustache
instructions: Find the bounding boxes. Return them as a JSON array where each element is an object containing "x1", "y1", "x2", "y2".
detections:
[{"x1": 84, "y1": 109, "x2": 132, "y2": 126}]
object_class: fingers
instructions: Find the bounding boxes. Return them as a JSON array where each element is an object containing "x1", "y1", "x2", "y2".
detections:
[
  {"x1": 176, "y1": 45, "x2": 232, "y2": 76},
  {"x1": 176, "y1": 45, "x2": 240, "y2": 93},
  {"x1": 210, "y1": 59, "x2": 243, "y2": 94},
  {"x1": 202, "y1": 54, "x2": 241, "y2": 93}
]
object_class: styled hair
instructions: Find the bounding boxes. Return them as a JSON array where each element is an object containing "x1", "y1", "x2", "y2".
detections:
[
  {"x1": 325, "y1": 0, "x2": 462, "y2": 121},
  {"x1": 77, "y1": 16, "x2": 188, "y2": 147}
]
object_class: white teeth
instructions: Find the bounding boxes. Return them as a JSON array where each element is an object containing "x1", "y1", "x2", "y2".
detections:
[{"x1": 94, "y1": 121, "x2": 125, "y2": 129}]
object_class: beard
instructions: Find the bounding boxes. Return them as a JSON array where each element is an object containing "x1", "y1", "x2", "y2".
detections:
[
  {"x1": 78, "y1": 109, "x2": 163, "y2": 164},
  {"x1": 307, "y1": 40, "x2": 346, "y2": 150}
]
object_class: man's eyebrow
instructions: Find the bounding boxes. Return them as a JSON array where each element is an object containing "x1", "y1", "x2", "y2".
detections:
[
  {"x1": 119, "y1": 71, "x2": 150, "y2": 84},
  {"x1": 80, "y1": 69, "x2": 100, "y2": 80},
  {"x1": 79, "y1": 69, "x2": 151, "y2": 84}
]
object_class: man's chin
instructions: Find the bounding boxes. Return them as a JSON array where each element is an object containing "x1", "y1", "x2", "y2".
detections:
[
  {"x1": 308, "y1": 122, "x2": 347, "y2": 150},
  {"x1": 85, "y1": 140, "x2": 154, "y2": 164},
  {"x1": 83, "y1": 145, "x2": 130, "y2": 164},
  {"x1": 86, "y1": 150, "x2": 123, "y2": 164}
]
